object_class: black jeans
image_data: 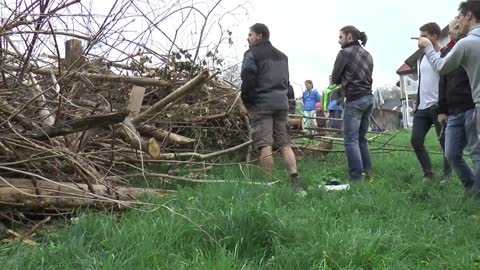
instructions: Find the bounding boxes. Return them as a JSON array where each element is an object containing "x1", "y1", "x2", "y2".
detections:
[{"x1": 411, "y1": 105, "x2": 452, "y2": 178}]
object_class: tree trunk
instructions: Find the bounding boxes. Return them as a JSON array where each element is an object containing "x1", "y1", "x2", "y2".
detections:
[
  {"x1": 138, "y1": 125, "x2": 195, "y2": 145},
  {"x1": 121, "y1": 117, "x2": 161, "y2": 158},
  {"x1": 132, "y1": 70, "x2": 209, "y2": 126},
  {"x1": 64, "y1": 39, "x2": 85, "y2": 70},
  {"x1": 29, "y1": 111, "x2": 129, "y2": 140},
  {"x1": 0, "y1": 178, "x2": 169, "y2": 210}
]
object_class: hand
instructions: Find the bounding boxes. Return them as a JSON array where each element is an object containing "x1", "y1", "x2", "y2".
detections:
[
  {"x1": 438, "y1": 114, "x2": 448, "y2": 125},
  {"x1": 417, "y1": 37, "x2": 432, "y2": 48}
]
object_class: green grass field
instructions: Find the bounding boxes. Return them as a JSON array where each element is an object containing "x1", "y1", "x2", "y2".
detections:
[{"x1": 1, "y1": 130, "x2": 480, "y2": 269}]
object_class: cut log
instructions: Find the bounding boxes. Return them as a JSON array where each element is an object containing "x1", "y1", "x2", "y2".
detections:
[
  {"x1": 118, "y1": 88, "x2": 161, "y2": 158},
  {"x1": 145, "y1": 138, "x2": 161, "y2": 158},
  {"x1": 64, "y1": 39, "x2": 85, "y2": 70},
  {"x1": 132, "y1": 70, "x2": 209, "y2": 126},
  {"x1": 151, "y1": 140, "x2": 252, "y2": 160},
  {"x1": 138, "y1": 125, "x2": 195, "y2": 145},
  {"x1": 121, "y1": 117, "x2": 161, "y2": 158},
  {"x1": 0, "y1": 178, "x2": 169, "y2": 210},
  {"x1": 29, "y1": 111, "x2": 129, "y2": 140}
]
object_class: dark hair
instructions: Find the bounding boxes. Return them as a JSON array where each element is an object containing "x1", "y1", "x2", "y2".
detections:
[
  {"x1": 419, "y1": 22, "x2": 442, "y2": 38},
  {"x1": 250, "y1": 23, "x2": 270, "y2": 39},
  {"x1": 459, "y1": 0, "x2": 480, "y2": 22},
  {"x1": 305, "y1": 80, "x2": 313, "y2": 85},
  {"x1": 340, "y1": 25, "x2": 368, "y2": 46}
]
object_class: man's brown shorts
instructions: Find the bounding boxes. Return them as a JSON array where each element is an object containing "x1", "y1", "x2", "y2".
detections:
[{"x1": 249, "y1": 110, "x2": 290, "y2": 150}]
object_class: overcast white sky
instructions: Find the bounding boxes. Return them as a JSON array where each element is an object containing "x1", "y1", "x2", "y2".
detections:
[
  {"x1": 230, "y1": 0, "x2": 461, "y2": 95},
  {"x1": 1, "y1": 0, "x2": 462, "y2": 97}
]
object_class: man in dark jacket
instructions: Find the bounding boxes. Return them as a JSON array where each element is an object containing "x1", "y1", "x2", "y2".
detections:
[
  {"x1": 438, "y1": 18, "x2": 479, "y2": 190},
  {"x1": 241, "y1": 23, "x2": 305, "y2": 193},
  {"x1": 331, "y1": 25, "x2": 374, "y2": 182}
]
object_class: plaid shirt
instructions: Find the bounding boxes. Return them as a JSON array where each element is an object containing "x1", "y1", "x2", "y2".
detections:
[{"x1": 331, "y1": 41, "x2": 373, "y2": 102}]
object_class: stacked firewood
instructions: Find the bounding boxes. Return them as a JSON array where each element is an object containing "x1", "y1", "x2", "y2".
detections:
[
  {"x1": 0, "y1": 0, "x2": 336, "y2": 214},
  {"x1": 0, "y1": 36, "x2": 252, "y2": 211}
]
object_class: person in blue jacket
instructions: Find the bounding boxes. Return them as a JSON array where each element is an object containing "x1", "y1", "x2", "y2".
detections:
[{"x1": 302, "y1": 80, "x2": 321, "y2": 133}]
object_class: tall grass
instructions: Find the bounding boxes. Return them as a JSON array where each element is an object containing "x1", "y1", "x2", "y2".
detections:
[{"x1": 1, "y1": 131, "x2": 480, "y2": 269}]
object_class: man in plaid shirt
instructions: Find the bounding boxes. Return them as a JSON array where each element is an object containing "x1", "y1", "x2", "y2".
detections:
[{"x1": 331, "y1": 25, "x2": 374, "y2": 182}]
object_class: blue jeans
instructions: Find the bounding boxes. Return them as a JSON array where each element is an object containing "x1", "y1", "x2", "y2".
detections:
[
  {"x1": 445, "y1": 109, "x2": 480, "y2": 189},
  {"x1": 411, "y1": 105, "x2": 451, "y2": 178},
  {"x1": 343, "y1": 95, "x2": 374, "y2": 181},
  {"x1": 473, "y1": 108, "x2": 480, "y2": 192},
  {"x1": 328, "y1": 110, "x2": 343, "y2": 130}
]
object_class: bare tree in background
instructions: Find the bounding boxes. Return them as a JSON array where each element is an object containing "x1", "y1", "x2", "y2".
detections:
[
  {"x1": 222, "y1": 61, "x2": 241, "y2": 87},
  {"x1": 376, "y1": 85, "x2": 401, "y2": 100},
  {"x1": 0, "y1": 0, "x2": 249, "y2": 79}
]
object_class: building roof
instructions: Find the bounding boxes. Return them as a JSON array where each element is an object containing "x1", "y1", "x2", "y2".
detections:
[
  {"x1": 396, "y1": 63, "x2": 414, "y2": 75},
  {"x1": 405, "y1": 49, "x2": 423, "y2": 68}
]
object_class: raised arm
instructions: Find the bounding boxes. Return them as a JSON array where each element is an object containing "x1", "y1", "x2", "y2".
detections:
[{"x1": 424, "y1": 41, "x2": 466, "y2": 75}]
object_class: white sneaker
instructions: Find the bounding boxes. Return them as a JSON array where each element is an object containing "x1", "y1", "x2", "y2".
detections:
[{"x1": 320, "y1": 184, "x2": 350, "y2": 191}]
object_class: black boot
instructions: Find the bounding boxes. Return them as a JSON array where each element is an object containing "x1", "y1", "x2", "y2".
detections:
[{"x1": 291, "y1": 175, "x2": 306, "y2": 194}]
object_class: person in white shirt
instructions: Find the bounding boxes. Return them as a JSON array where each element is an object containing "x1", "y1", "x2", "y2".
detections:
[{"x1": 411, "y1": 22, "x2": 452, "y2": 181}]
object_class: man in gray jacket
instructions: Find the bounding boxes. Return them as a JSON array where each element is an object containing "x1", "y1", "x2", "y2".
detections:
[
  {"x1": 241, "y1": 23, "x2": 305, "y2": 193},
  {"x1": 418, "y1": 0, "x2": 480, "y2": 193}
]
